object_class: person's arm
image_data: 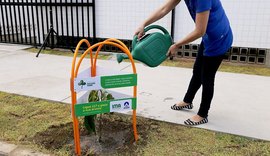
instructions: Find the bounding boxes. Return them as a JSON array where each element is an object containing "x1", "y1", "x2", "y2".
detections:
[
  {"x1": 135, "y1": 0, "x2": 181, "y2": 38},
  {"x1": 167, "y1": 10, "x2": 210, "y2": 56}
]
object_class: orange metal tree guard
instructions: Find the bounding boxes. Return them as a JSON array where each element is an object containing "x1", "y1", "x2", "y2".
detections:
[{"x1": 70, "y1": 38, "x2": 138, "y2": 156}]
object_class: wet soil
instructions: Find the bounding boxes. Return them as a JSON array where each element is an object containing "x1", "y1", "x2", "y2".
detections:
[{"x1": 31, "y1": 113, "x2": 158, "y2": 155}]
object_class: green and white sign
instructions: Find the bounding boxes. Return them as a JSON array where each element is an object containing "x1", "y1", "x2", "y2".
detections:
[
  {"x1": 101, "y1": 74, "x2": 137, "y2": 88},
  {"x1": 75, "y1": 98, "x2": 137, "y2": 117},
  {"x1": 74, "y1": 74, "x2": 137, "y2": 92}
]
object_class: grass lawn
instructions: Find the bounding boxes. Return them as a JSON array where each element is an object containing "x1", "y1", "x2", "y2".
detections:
[
  {"x1": 1, "y1": 91, "x2": 270, "y2": 156},
  {"x1": 162, "y1": 58, "x2": 270, "y2": 76}
]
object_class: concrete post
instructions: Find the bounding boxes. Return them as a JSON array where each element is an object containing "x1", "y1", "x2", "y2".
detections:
[{"x1": 266, "y1": 49, "x2": 270, "y2": 67}]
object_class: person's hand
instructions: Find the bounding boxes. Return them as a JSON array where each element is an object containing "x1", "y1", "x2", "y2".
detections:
[
  {"x1": 134, "y1": 25, "x2": 145, "y2": 39},
  {"x1": 166, "y1": 44, "x2": 178, "y2": 57}
]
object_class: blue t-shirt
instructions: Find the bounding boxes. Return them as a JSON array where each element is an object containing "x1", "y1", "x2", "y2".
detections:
[{"x1": 184, "y1": 0, "x2": 233, "y2": 56}]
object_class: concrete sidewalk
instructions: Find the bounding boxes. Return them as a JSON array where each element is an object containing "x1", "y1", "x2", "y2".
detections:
[
  {"x1": 0, "y1": 141, "x2": 49, "y2": 156},
  {"x1": 1, "y1": 43, "x2": 270, "y2": 142}
]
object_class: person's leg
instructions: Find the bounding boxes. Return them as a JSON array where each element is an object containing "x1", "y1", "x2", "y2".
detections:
[
  {"x1": 184, "y1": 54, "x2": 224, "y2": 125},
  {"x1": 172, "y1": 43, "x2": 204, "y2": 110},
  {"x1": 197, "y1": 55, "x2": 224, "y2": 118},
  {"x1": 183, "y1": 43, "x2": 204, "y2": 103}
]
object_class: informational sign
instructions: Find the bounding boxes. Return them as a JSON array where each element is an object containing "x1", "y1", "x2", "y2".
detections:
[
  {"x1": 74, "y1": 74, "x2": 137, "y2": 92},
  {"x1": 75, "y1": 98, "x2": 137, "y2": 117},
  {"x1": 101, "y1": 74, "x2": 137, "y2": 88}
]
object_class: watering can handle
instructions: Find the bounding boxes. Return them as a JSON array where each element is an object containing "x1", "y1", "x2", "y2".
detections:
[
  {"x1": 132, "y1": 25, "x2": 169, "y2": 49},
  {"x1": 144, "y1": 25, "x2": 170, "y2": 35}
]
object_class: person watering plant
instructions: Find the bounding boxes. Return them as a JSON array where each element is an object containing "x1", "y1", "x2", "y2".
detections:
[{"x1": 135, "y1": 0, "x2": 233, "y2": 125}]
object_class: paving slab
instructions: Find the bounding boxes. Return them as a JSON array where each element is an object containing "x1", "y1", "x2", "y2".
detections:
[
  {"x1": 9, "y1": 147, "x2": 50, "y2": 156},
  {"x1": 0, "y1": 43, "x2": 270, "y2": 142},
  {"x1": 0, "y1": 142, "x2": 17, "y2": 156}
]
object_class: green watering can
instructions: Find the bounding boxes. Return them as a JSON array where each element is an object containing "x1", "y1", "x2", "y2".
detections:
[{"x1": 117, "y1": 25, "x2": 173, "y2": 67}]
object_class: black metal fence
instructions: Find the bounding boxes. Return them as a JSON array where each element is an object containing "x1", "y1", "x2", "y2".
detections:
[{"x1": 0, "y1": 0, "x2": 96, "y2": 49}]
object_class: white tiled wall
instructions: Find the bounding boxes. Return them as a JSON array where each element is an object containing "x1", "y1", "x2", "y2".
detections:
[
  {"x1": 222, "y1": 0, "x2": 270, "y2": 48},
  {"x1": 95, "y1": 0, "x2": 172, "y2": 39},
  {"x1": 96, "y1": 0, "x2": 270, "y2": 49},
  {"x1": 174, "y1": 0, "x2": 270, "y2": 49}
]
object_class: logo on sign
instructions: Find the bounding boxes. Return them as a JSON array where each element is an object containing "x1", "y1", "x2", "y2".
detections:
[
  {"x1": 78, "y1": 80, "x2": 86, "y2": 89},
  {"x1": 110, "y1": 99, "x2": 132, "y2": 112},
  {"x1": 112, "y1": 104, "x2": 121, "y2": 109},
  {"x1": 124, "y1": 101, "x2": 130, "y2": 109}
]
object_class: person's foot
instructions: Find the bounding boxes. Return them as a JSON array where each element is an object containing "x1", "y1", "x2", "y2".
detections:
[
  {"x1": 171, "y1": 101, "x2": 193, "y2": 110},
  {"x1": 184, "y1": 115, "x2": 208, "y2": 126},
  {"x1": 176, "y1": 101, "x2": 190, "y2": 107},
  {"x1": 190, "y1": 115, "x2": 205, "y2": 122}
]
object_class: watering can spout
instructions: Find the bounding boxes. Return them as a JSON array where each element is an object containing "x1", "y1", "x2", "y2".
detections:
[{"x1": 116, "y1": 53, "x2": 129, "y2": 63}]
